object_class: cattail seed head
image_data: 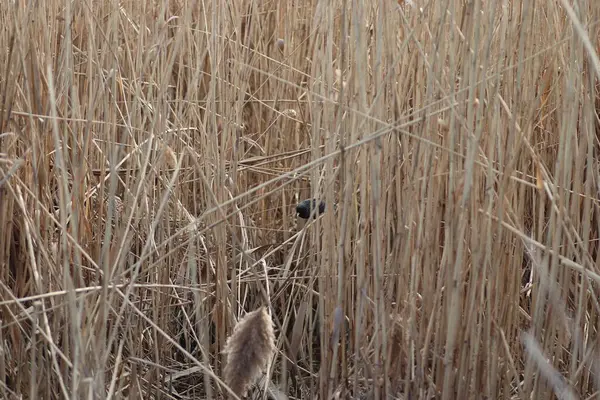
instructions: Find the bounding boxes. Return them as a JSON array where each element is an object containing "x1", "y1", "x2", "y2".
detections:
[{"x1": 223, "y1": 306, "x2": 276, "y2": 398}]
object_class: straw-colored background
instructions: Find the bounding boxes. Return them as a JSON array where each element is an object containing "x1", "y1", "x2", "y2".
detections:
[{"x1": 0, "y1": 0, "x2": 599, "y2": 399}]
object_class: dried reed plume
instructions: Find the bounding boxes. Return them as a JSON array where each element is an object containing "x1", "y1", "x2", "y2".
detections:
[{"x1": 223, "y1": 306, "x2": 276, "y2": 398}]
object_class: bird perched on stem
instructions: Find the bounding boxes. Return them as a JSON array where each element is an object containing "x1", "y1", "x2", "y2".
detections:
[{"x1": 296, "y1": 198, "x2": 326, "y2": 220}]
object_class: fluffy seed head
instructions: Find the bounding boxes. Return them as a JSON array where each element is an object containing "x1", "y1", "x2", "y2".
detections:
[{"x1": 223, "y1": 306, "x2": 276, "y2": 398}]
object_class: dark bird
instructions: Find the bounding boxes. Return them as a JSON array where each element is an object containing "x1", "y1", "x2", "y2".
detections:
[{"x1": 296, "y1": 198, "x2": 326, "y2": 219}]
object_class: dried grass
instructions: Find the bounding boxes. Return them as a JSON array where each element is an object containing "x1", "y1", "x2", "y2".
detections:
[{"x1": 1, "y1": 0, "x2": 600, "y2": 399}]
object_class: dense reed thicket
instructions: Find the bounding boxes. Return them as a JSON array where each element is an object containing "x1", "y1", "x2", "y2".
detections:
[{"x1": 1, "y1": 0, "x2": 600, "y2": 399}]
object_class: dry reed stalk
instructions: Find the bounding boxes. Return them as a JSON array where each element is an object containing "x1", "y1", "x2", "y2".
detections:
[{"x1": 222, "y1": 306, "x2": 276, "y2": 398}]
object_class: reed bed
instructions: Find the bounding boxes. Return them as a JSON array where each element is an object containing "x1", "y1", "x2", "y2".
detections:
[{"x1": 1, "y1": 0, "x2": 600, "y2": 399}]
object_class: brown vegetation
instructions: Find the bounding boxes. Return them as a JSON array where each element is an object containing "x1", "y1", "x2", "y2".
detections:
[{"x1": 1, "y1": 0, "x2": 600, "y2": 399}]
